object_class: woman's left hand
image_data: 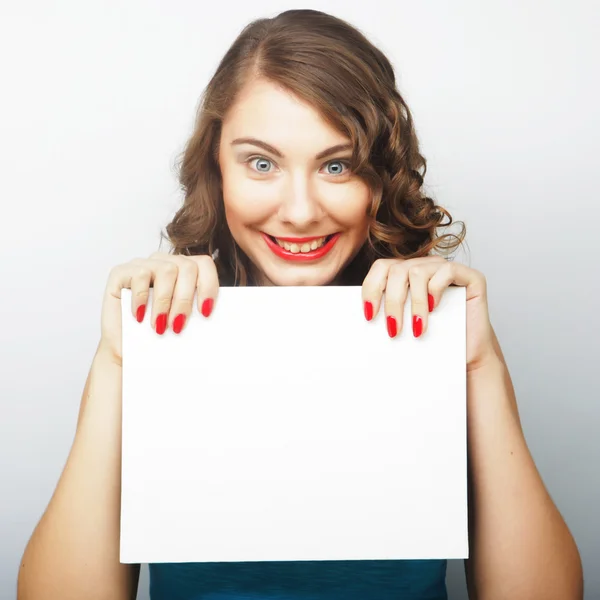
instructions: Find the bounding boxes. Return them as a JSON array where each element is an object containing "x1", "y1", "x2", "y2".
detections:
[{"x1": 361, "y1": 256, "x2": 497, "y2": 371}]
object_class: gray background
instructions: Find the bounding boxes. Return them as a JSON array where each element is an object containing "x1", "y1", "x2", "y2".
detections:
[{"x1": 1, "y1": 1, "x2": 598, "y2": 598}]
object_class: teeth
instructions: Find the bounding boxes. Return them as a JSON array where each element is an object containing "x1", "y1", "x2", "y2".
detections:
[{"x1": 275, "y1": 237, "x2": 327, "y2": 253}]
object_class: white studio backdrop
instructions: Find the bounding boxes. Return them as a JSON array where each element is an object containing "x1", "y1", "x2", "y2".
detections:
[{"x1": 1, "y1": 1, "x2": 598, "y2": 599}]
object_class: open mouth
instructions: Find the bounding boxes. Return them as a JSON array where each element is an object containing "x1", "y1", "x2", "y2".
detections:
[
  {"x1": 268, "y1": 234, "x2": 334, "y2": 254},
  {"x1": 262, "y1": 232, "x2": 340, "y2": 261}
]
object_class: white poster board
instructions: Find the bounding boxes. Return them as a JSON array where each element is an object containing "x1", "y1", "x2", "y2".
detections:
[{"x1": 120, "y1": 285, "x2": 468, "y2": 563}]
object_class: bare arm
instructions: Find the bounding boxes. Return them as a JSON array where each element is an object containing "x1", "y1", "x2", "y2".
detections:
[
  {"x1": 464, "y1": 332, "x2": 583, "y2": 599},
  {"x1": 17, "y1": 251, "x2": 219, "y2": 600},
  {"x1": 17, "y1": 344, "x2": 140, "y2": 600}
]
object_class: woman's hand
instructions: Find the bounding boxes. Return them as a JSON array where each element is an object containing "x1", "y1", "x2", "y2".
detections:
[
  {"x1": 99, "y1": 252, "x2": 220, "y2": 363},
  {"x1": 361, "y1": 256, "x2": 497, "y2": 371}
]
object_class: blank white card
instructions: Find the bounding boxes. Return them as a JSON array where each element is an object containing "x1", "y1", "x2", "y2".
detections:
[{"x1": 120, "y1": 285, "x2": 468, "y2": 564}]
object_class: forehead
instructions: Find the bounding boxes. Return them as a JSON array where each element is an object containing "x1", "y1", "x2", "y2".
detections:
[{"x1": 221, "y1": 78, "x2": 348, "y2": 146}]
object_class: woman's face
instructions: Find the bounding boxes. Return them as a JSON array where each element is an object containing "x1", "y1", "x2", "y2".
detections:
[{"x1": 218, "y1": 78, "x2": 371, "y2": 286}]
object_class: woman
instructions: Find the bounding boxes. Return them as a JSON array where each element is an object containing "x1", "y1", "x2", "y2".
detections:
[{"x1": 18, "y1": 9, "x2": 583, "y2": 600}]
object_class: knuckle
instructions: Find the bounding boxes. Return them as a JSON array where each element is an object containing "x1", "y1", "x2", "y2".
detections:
[
  {"x1": 441, "y1": 262, "x2": 455, "y2": 276},
  {"x1": 371, "y1": 258, "x2": 394, "y2": 274},
  {"x1": 154, "y1": 294, "x2": 173, "y2": 307},
  {"x1": 161, "y1": 262, "x2": 178, "y2": 276},
  {"x1": 476, "y1": 273, "x2": 487, "y2": 291},
  {"x1": 135, "y1": 267, "x2": 151, "y2": 280},
  {"x1": 191, "y1": 254, "x2": 215, "y2": 270},
  {"x1": 174, "y1": 297, "x2": 195, "y2": 307},
  {"x1": 408, "y1": 265, "x2": 423, "y2": 277},
  {"x1": 388, "y1": 262, "x2": 407, "y2": 277},
  {"x1": 107, "y1": 264, "x2": 130, "y2": 288},
  {"x1": 134, "y1": 288, "x2": 149, "y2": 299},
  {"x1": 179, "y1": 260, "x2": 198, "y2": 277}
]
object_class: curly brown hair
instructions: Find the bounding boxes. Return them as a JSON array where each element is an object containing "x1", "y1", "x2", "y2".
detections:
[{"x1": 163, "y1": 9, "x2": 465, "y2": 286}]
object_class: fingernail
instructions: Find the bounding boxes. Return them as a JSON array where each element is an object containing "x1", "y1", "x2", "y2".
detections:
[
  {"x1": 386, "y1": 315, "x2": 397, "y2": 338},
  {"x1": 364, "y1": 301, "x2": 374, "y2": 321},
  {"x1": 428, "y1": 294, "x2": 434, "y2": 313},
  {"x1": 136, "y1": 304, "x2": 146, "y2": 323},
  {"x1": 156, "y1": 313, "x2": 168, "y2": 335},
  {"x1": 201, "y1": 298, "x2": 214, "y2": 318},
  {"x1": 173, "y1": 313, "x2": 186, "y2": 334},
  {"x1": 413, "y1": 315, "x2": 423, "y2": 338}
]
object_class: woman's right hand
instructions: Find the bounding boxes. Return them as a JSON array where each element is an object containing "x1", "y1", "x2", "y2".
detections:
[{"x1": 98, "y1": 252, "x2": 220, "y2": 364}]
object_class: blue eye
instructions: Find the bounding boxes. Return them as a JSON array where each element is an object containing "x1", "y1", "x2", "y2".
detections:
[
  {"x1": 249, "y1": 157, "x2": 273, "y2": 172},
  {"x1": 325, "y1": 160, "x2": 348, "y2": 175},
  {"x1": 246, "y1": 156, "x2": 350, "y2": 176}
]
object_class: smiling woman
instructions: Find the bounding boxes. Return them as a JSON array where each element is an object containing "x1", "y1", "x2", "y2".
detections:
[
  {"x1": 214, "y1": 79, "x2": 373, "y2": 286},
  {"x1": 17, "y1": 7, "x2": 583, "y2": 600},
  {"x1": 231, "y1": 134, "x2": 355, "y2": 263},
  {"x1": 165, "y1": 10, "x2": 463, "y2": 287}
]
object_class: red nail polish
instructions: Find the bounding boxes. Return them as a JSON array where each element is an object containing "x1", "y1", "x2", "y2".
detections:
[
  {"x1": 428, "y1": 294, "x2": 434, "y2": 313},
  {"x1": 173, "y1": 313, "x2": 186, "y2": 334},
  {"x1": 364, "y1": 301, "x2": 374, "y2": 321},
  {"x1": 136, "y1": 304, "x2": 146, "y2": 322},
  {"x1": 413, "y1": 315, "x2": 423, "y2": 338},
  {"x1": 386, "y1": 316, "x2": 397, "y2": 338},
  {"x1": 201, "y1": 298, "x2": 214, "y2": 318},
  {"x1": 156, "y1": 313, "x2": 168, "y2": 335}
]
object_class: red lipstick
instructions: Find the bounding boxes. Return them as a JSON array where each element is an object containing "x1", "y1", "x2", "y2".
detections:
[{"x1": 262, "y1": 232, "x2": 340, "y2": 262}]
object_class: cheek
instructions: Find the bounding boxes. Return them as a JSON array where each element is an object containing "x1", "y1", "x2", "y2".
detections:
[
  {"x1": 221, "y1": 169, "x2": 278, "y2": 227},
  {"x1": 321, "y1": 181, "x2": 371, "y2": 230}
]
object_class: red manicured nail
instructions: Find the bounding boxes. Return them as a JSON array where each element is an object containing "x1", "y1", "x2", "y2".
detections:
[
  {"x1": 201, "y1": 298, "x2": 214, "y2": 318},
  {"x1": 172, "y1": 313, "x2": 186, "y2": 334},
  {"x1": 386, "y1": 315, "x2": 397, "y2": 338},
  {"x1": 428, "y1": 294, "x2": 434, "y2": 313},
  {"x1": 364, "y1": 301, "x2": 374, "y2": 321},
  {"x1": 413, "y1": 315, "x2": 423, "y2": 338},
  {"x1": 156, "y1": 313, "x2": 168, "y2": 335},
  {"x1": 136, "y1": 304, "x2": 146, "y2": 322}
]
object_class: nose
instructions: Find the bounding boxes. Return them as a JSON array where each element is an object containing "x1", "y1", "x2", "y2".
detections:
[{"x1": 277, "y1": 174, "x2": 324, "y2": 229}]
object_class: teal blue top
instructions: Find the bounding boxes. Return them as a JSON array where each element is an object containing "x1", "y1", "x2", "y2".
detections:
[{"x1": 148, "y1": 559, "x2": 447, "y2": 599}]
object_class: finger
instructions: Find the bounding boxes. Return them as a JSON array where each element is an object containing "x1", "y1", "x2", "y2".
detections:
[
  {"x1": 361, "y1": 259, "x2": 395, "y2": 321},
  {"x1": 154, "y1": 255, "x2": 198, "y2": 334},
  {"x1": 408, "y1": 264, "x2": 435, "y2": 338},
  {"x1": 129, "y1": 262, "x2": 153, "y2": 322},
  {"x1": 105, "y1": 261, "x2": 152, "y2": 323},
  {"x1": 147, "y1": 259, "x2": 179, "y2": 334},
  {"x1": 428, "y1": 261, "x2": 487, "y2": 304},
  {"x1": 383, "y1": 263, "x2": 409, "y2": 338},
  {"x1": 187, "y1": 255, "x2": 220, "y2": 317}
]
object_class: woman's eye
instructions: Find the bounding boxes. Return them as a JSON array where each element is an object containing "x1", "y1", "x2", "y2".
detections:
[
  {"x1": 324, "y1": 160, "x2": 349, "y2": 175},
  {"x1": 249, "y1": 157, "x2": 273, "y2": 173},
  {"x1": 247, "y1": 157, "x2": 349, "y2": 175}
]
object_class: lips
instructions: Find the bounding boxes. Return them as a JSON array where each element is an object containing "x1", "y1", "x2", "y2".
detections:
[
  {"x1": 262, "y1": 232, "x2": 341, "y2": 261},
  {"x1": 275, "y1": 236, "x2": 327, "y2": 252}
]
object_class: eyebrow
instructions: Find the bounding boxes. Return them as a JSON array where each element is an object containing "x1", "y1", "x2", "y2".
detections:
[{"x1": 231, "y1": 137, "x2": 353, "y2": 160}]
